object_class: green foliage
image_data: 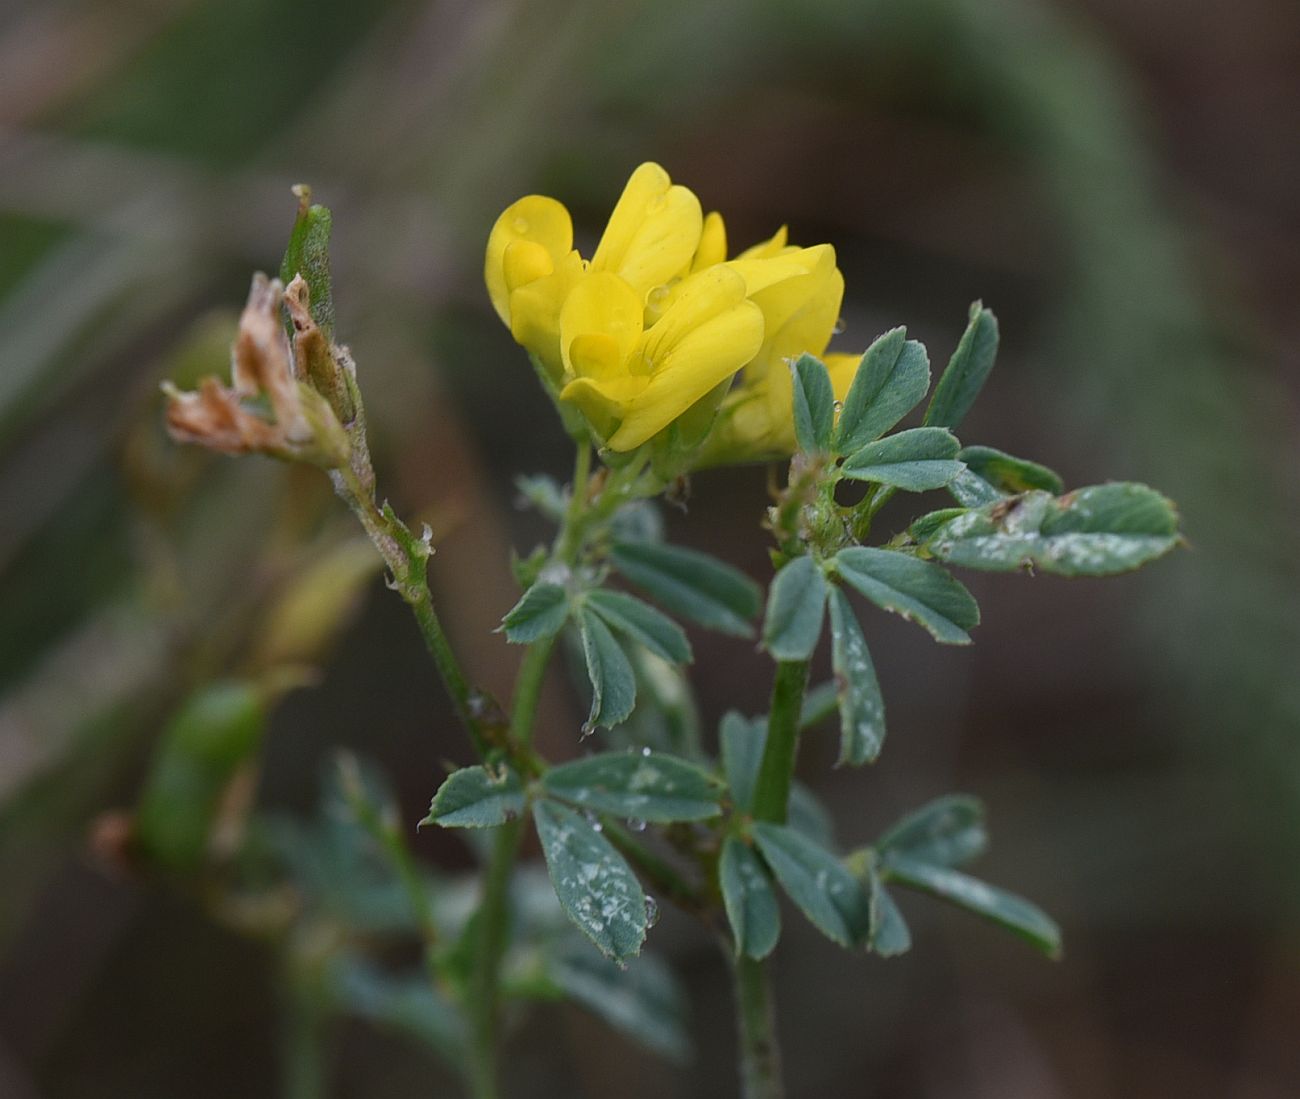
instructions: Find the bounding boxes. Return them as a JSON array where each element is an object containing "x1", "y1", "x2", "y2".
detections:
[
  {"x1": 827, "y1": 588, "x2": 886, "y2": 765},
  {"x1": 922, "y1": 484, "x2": 1180, "y2": 576},
  {"x1": 500, "y1": 582, "x2": 570, "y2": 643},
  {"x1": 584, "y1": 589, "x2": 692, "y2": 664},
  {"x1": 876, "y1": 794, "x2": 988, "y2": 867},
  {"x1": 923, "y1": 302, "x2": 999, "y2": 431},
  {"x1": 958, "y1": 445, "x2": 1064, "y2": 496},
  {"x1": 578, "y1": 608, "x2": 638, "y2": 732},
  {"x1": 753, "y1": 822, "x2": 872, "y2": 949},
  {"x1": 279, "y1": 194, "x2": 336, "y2": 338},
  {"x1": 720, "y1": 838, "x2": 781, "y2": 960},
  {"x1": 791, "y1": 353, "x2": 836, "y2": 454},
  {"x1": 611, "y1": 540, "x2": 760, "y2": 638},
  {"x1": 720, "y1": 711, "x2": 766, "y2": 812},
  {"x1": 421, "y1": 765, "x2": 525, "y2": 828},
  {"x1": 840, "y1": 427, "x2": 964, "y2": 491},
  {"x1": 762, "y1": 555, "x2": 829, "y2": 661},
  {"x1": 834, "y1": 546, "x2": 980, "y2": 645},
  {"x1": 533, "y1": 800, "x2": 648, "y2": 964},
  {"x1": 833, "y1": 328, "x2": 931, "y2": 453},
  {"x1": 542, "y1": 750, "x2": 725, "y2": 822},
  {"x1": 867, "y1": 874, "x2": 912, "y2": 957}
]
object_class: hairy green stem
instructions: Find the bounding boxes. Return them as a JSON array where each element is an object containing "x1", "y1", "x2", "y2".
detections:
[
  {"x1": 751, "y1": 660, "x2": 811, "y2": 824},
  {"x1": 733, "y1": 954, "x2": 783, "y2": 1099}
]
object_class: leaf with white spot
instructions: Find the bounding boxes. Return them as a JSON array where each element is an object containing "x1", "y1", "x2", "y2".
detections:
[
  {"x1": 828, "y1": 588, "x2": 886, "y2": 765},
  {"x1": 720, "y1": 837, "x2": 781, "y2": 959},
  {"x1": 420, "y1": 764, "x2": 524, "y2": 828},
  {"x1": 534, "y1": 800, "x2": 647, "y2": 963},
  {"x1": 753, "y1": 822, "x2": 871, "y2": 948},
  {"x1": 876, "y1": 794, "x2": 987, "y2": 868},
  {"x1": 542, "y1": 750, "x2": 724, "y2": 822},
  {"x1": 834, "y1": 546, "x2": 979, "y2": 645}
]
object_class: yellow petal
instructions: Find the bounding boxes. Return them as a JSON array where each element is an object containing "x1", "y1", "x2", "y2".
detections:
[
  {"x1": 609, "y1": 293, "x2": 764, "y2": 451},
  {"x1": 641, "y1": 265, "x2": 749, "y2": 363},
  {"x1": 735, "y1": 225, "x2": 789, "y2": 261},
  {"x1": 560, "y1": 374, "x2": 646, "y2": 440},
  {"x1": 823, "y1": 351, "x2": 864, "y2": 403},
  {"x1": 558, "y1": 271, "x2": 644, "y2": 380},
  {"x1": 591, "y1": 163, "x2": 703, "y2": 296},
  {"x1": 691, "y1": 211, "x2": 728, "y2": 271},
  {"x1": 509, "y1": 250, "x2": 586, "y2": 380},
  {"x1": 485, "y1": 195, "x2": 573, "y2": 325},
  {"x1": 503, "y1": 240, "x2": 554, "y2": 295}
]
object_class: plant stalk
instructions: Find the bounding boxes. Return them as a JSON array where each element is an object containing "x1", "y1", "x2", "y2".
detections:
[
  {"x1": 733, "y1": 954, "x2": 784, "y2": 1099},
  {"x1": 751, "y1": 660, "x2": 811, "y2": 824}
]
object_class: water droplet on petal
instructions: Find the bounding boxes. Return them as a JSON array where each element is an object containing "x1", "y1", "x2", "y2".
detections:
[
  {"x1": 512, "y1": 216, "x2": 529, "y2": 234},
  {"x1": 641, "y1": 746, "x2": 653, "y2": 757},
  {"x1": 832, "y1": 400, "x2": 844, "y2": 413},
  {"x1": 833, "y1": 316, "x2": 847, "y2": 335}
]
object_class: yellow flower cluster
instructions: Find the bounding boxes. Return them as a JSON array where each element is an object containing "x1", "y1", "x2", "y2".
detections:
[{"x1": 486, "y1": 162, "x2": 861, "y2": 457}]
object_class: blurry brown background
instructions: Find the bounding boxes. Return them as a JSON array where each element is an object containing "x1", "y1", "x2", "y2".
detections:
[{"x1": 1, "y1": 0, "x2": 1298, "y2": 1096}]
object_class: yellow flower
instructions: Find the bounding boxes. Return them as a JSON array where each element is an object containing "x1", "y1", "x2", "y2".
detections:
[{"x1": 558, "y1": 265, "x2": 763, "y2": 451}]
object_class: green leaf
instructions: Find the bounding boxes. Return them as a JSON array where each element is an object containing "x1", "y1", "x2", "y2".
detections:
[
  {"x1": 876, "y1": 794, "x2": 987, "y2": 867},
  {"x1": 279, "y1": 191, "x2": 335, "y2": 338},
  {"x1": 924, "y1": 302, "x2": 998, "y2": 430},
  {"x1": 868, "y1": 874, "x2": 912, "y2": 957},
  {"x1": 841, "y1": 427, "x2": 964, "y2": 492},
  {"x1": 762, "y1": 555, "x2": 828, "y2": 661},
  {"x1": 720, "y1": 838, "x2": 781, "y2": 960},
  {"x1": 833, "y1": 328, "x2": 931, "y2": 453},
  {"x1": 420, "y1": 764, "x2": 524, "y2": 828},
  {"x1": 791, "y1": 353, "x2": 835, "y2": 454},
  {"x1": 611, "y1": 541, "x2": 760, "y2": 638},
  {"x1": 787, "y1": 782, "x2": 836, "y2": 848},
  {"x1": 501, "y1": 582, "x2": 570, "y2": 643},
  {"x1": 834, "y1": 547, "x2": 980, "y2": 645},
  {"x1": 946, "y1": 468, "x2": 1004, "y2": 508},
  {"x1": 533, "y1": 800, "x2": 648, "y2": 963},
  {"x1": 922, "y1": 484, "x2": 1180, "y2": 577},
  {"x1": 547, "y1": 947, "x2": 689, "y2": 1062},
  {"x1": 959, "y1": 446, "x2": 1064, "y2": 495},
  {"x1": 799, "y1": 681, "x2": 839, "y2": 730},
  {"x1": 720, "y1": 711, "x2": 766, "y2": 813},
  {"x1": 578, "y1": 609, "x2": 637, "y2": 732},
  {"x1": 328, "y1": 955, "x2": 464, "y2": 1062},
  {"x1": 135, "y1": 681, "x2": 265, "y2": 874},
  {"x1": 881, "y1": 855, "x2": 1062, "y2": 958},
  {"x1": 909, "y1": 507, "x2": 970, "y2": 543},
  {"x1": 542, "y1": 750, "x2": 724, "y2": 823},
  {"x1": 585, "y1": 589, "x2": 692, "y2": 665},
  {"x1": 753, "y1": 822, "x2": 872, "y2": 948},
  {"x1": 828, "y1": 588, "x2": 886, "y2": 765},
  {"x1": 514, "y1": 474, "x2": 567, "y2": 521}
]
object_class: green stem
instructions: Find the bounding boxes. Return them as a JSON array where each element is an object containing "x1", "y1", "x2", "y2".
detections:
[
  {"x1": 751, "y1": 660, "x2": 811, "y2": 823},
  {"x1": 733, "y1": 954, "x2": 783, "y2": 1099},
  {"x1": 511, "y1": 637, "x2": 556, "y2": 750}
]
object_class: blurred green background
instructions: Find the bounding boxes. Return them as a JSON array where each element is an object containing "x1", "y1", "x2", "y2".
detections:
[{"x1": 2, "y1": 0, "x2": 1298, "y2": 1095}]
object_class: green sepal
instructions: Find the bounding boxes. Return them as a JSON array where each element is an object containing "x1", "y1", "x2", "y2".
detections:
[
  {"x1": 420, "y1": 764, "x2": 525, "y2": 828},
  {"x1": 840, "y1": 427, "x2": 964, "y2": 492},
  {"x1": 542, "y1": 750, "x2": 724, "y2": 822},
  {"x1": 533, "y1": 800, "x2": 648, "y2": 964},
  {"x1": 762, "y1": 555, "x2": 828, "y2": 661},
  {"x1": 880, "y1": 854, "x2": 1062, "y2": 959},
  {"x1": 752, "y1": 822, "x2": 872, "y2": 949},
  {"x1": 578, "y1": 608, "x2": 637, "y2": 733},
  {"x1": 923, "y1": 302, "x2": 998, "y2": 431},
  {"x1": 834, "y1": 546, "x2": 980, "y2": 645},
  {"x1": 720, "y1": 837, "x2": 781, "y2": 960},
  {"x1": 827, "y1": 588, "x2": 886, "y2": 765},
  {"x1": 500, "y1": 582, "x2": 570, "y2": 643},
  {"x1": 279, "y1": 190, "x2": 335, "y2": 338},
  {"x1": 611, "y1": 540, "x2": 760, "y2": 638},
  {"x1": 585, "y1": 589, "x2": 692, "y2": 665},
  {"x1": 833, "y1": 328, "x2": 931, "y2": 453},
  {"x1": 791, "y1": 353, "x2": 836, "y2": 454},
  {"x1": 922, "y1": 484, "x2": 1180, "y2": 577}
]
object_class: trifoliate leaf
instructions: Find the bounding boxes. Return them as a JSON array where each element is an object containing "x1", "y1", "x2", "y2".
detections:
[
  {"x1": 500, "y1": 582, "x2": 570, "y2": 643},
  {"x1": 585, "y1": 589, "x2": 692, "y2": 665},
  {"x1": 753, "y1": 822, "x2": 872, "y2": 948}
]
